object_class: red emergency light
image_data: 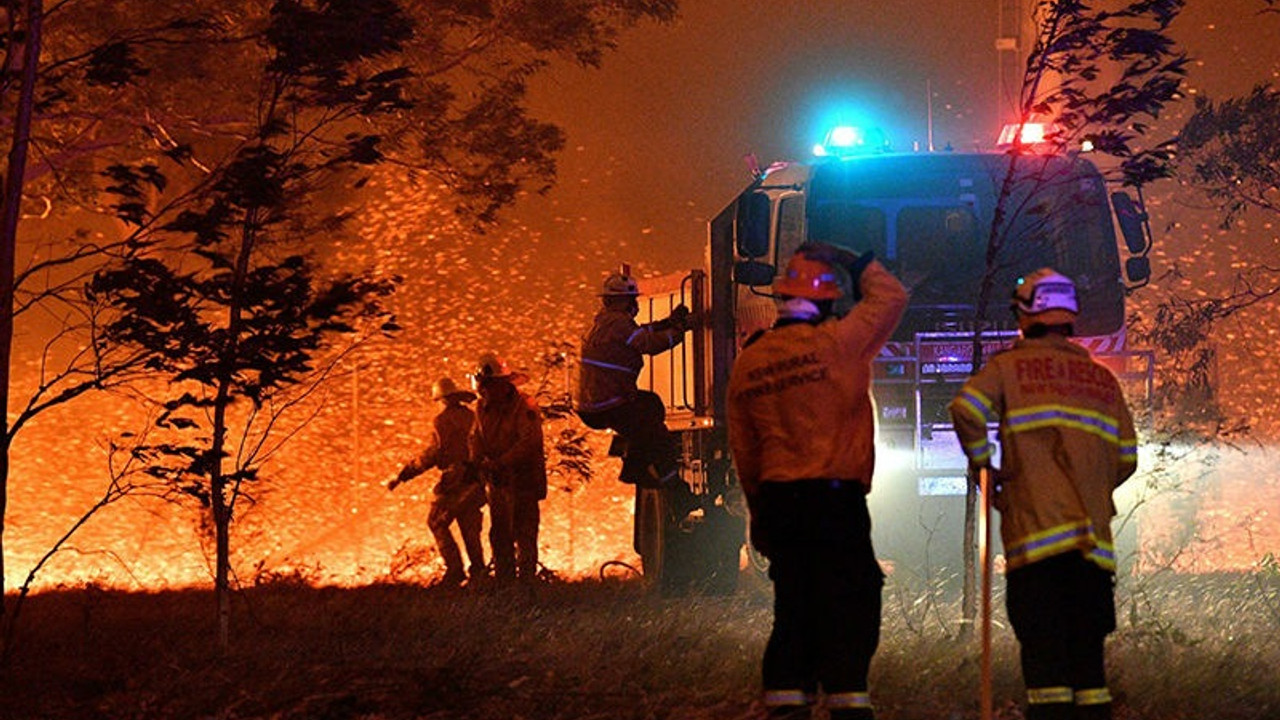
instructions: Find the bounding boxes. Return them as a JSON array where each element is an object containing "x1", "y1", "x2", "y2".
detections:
[{"x1": 996, "y1": 121, "x2": 1057, "y2": 148}]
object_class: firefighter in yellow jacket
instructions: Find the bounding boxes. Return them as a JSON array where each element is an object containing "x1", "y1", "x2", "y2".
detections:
[
  {"x1": 388, "y1": 377, "x2": 486, "y2": 587},
  {"x1": 728, "y1": 243, "x2": 907, "y2": 720},
  {"x1": 470, "y1": 352, "x2": 548, "y2": 583},
  {"x1": 949, "y1": 269, "x2": 1138, "y2": 720}
]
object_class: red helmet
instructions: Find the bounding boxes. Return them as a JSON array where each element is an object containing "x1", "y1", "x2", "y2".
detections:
[
  {"x1": 773, "y1": 253, "x2": 844, "y2": 300},
  {"x1": 469, "y1": 352, "x2": 526, "y2": 389}
]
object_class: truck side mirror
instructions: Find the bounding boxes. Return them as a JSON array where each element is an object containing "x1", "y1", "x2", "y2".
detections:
[
  {"x1": 1125, "y1": 256, "x2": 1151, "y2": 286},
  {"x1": 1111, "y1": 191, "x2": 1150, "y2": 255},
  {"x1": 736, "y1": 192, "x2": 771, "y2": 259},
  {"x1": 733, "y1": 259, "x2": 776, "y2": 287}
]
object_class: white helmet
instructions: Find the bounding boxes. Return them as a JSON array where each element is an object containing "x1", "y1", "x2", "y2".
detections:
[
  {"x1": 600, "y1": 264, "x2": 640, "y2": 296},
  {"x1": 1012, "y1": 268, "x2": 1078, "y2": 325},
  {"x1": 431, "y1": 376, "x2": 475, "y2": 402}
]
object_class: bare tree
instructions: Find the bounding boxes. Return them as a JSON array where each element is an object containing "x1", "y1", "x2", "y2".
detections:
[{"x1": 0, "y1": 420, "x2": 176, "y2": 666}]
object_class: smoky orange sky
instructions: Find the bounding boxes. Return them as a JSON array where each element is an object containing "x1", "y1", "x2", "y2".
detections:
[{"x1": 519, "y1": 0, "x2": 1280, "y2": 276}]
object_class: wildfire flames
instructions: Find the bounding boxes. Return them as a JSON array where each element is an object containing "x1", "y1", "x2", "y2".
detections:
[
  {"x1": 8, "y1": 177, "x2": 653, "y2": 592},
  {"x1": 8, "y1": 168, "x2": 1280, "y2": 594}
]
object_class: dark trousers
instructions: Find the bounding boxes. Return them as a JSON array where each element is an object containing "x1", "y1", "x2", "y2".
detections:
[
  {"x1": 755, "y1": 480, "x2": 883, "y2": 719},
  {"x1": 427, "y1": 484, "x2": 485, "y2": 578},
  {"x1": 1006, "y1": 553, "x2": 1116, "y2": 720},
  {"x1": 578, "y1": 391, "x2": 679, "y2": 485},
  {"x1": 487, "y1": 484, "x2": 541, "y2": 581}
]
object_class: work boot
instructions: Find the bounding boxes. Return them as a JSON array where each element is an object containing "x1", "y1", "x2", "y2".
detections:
[
  {"x1": 1026, "y1": 703, "x2": 1076, "y2": 720},
  {"x1": 1076, "y1": 703, "x2": 1112, "y2": 720},
  {"x1": 619, "y1": 454, "x2": 649, "y2": 485},
  {"x1": 637, "y1": 463, "x2": 678, "y2": 489},
  {"x1": 828, "y1": 709, "x2": 874, "y2": 720},
  {"x1": 435, "y1": 567, "x2": 465, "y2": 588}
]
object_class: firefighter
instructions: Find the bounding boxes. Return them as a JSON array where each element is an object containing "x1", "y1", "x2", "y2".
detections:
[
  {"x1": 948, "y1": 268, "x2": 1138, "y2": 720},
  {"x1": 470, "y1": 352, "x2": 547, "y2": 583},
  {"x1": 727, "y1": 243, "x2": 907, "y2": 720},
  {"x1": 576, "y1": 266, "x2": 690, "y2": 487},
  {"x1": 388, "y1": 376, "x2": 486, "y2": 587}
]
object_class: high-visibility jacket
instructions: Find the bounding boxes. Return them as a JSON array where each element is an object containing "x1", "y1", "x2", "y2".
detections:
[
  {"x1": 473, "y1": 388, "x2": 547, "y2": 500},
  {"x1": 727, "y1": 260, "x2": 907, "y2": 498},
  {"x1": 576, "y1": 307, "x2": 684, "y2": 413},
  {"x1": 401, "y1": 403, "x2": 476, "y2": 496},
  {"x1": 949, "y1": 333, "x2": 1138, "y2": 572}
]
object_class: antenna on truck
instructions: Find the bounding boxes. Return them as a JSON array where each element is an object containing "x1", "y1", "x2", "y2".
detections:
[{"x1": 927, "y1": 78, "x2": 935, "y2": 152}]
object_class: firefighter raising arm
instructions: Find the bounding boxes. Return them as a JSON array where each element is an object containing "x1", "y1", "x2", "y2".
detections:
[
  {"x1": 726, "y1": 244, "x2": 906, "y2": 720},
  {"x1": 728, "y1": 247, "x2": 908, "y2": 500}
]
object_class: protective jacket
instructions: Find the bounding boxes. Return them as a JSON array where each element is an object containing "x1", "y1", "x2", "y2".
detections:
[
  {"x1": 727, "y1": 260, "x2": 907, "y2": 497},
  {"x1": 473, "y1": 389, "x2": 547, "y2": 500},
  {"x1": 949, "y1": 333, "x2": 1138, "y2": 572},
  {"x1": 576, "y1": 308, "x2": 684, "y2": 413},
  {"x1": 401, "y1": 404, "x2": 477, "y2": 496}
]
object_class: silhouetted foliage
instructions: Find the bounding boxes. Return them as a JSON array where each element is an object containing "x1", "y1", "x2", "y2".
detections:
[
  {"x1": 86, "y1": 0, "x2": 673, "y2": 650},
  {"x1": 89, "y1": 0, "x2": 416, "y2": 650},
  {"x1": 1142, "y1": 8, "x2": 1280, "y2": 439},
  {"x1": 1176, "y1": 84, "x2": 1280, "y2": 227},
  {"x1": 1132, "y1": 267, "x2": 1280, "y2": 436},
  {"x1": 0, "y1": 2, "x2": 219, "y2": 654},
  {"x1": 531, "y1": 342, "x2": 594, "y2": 490}
]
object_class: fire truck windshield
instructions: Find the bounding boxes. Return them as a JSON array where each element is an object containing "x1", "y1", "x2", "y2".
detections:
[{"x1": 801, "y1": 153, "x2": 1125, "y2": 338}]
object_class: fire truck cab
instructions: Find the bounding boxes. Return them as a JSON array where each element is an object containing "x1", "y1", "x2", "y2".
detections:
[{"x1": 632, "y1": 126, "x2": 1154, "y2": 592}]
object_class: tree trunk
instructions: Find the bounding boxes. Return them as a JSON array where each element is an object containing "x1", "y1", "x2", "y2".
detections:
[
  {"x1": 211, "y1": 331, "x2": 235, "y2": 653},
  {"x1": 213, "y1": 474, "x2": 230, "y2": 652},
  {"x1": 0, "y1": 0, "x2": 43, "y2": 638},
  {"x1": 209, "y1": 211, "x2": 261, "y2": 653}
]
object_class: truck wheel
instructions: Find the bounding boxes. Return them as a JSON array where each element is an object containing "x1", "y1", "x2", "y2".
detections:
[{"x1": 634, "y1": 486, "x2": 664, "y2": 588}]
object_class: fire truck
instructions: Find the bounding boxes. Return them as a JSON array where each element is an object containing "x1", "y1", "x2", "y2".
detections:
[{"x1": 630, "y1": 124, "x2": 1155, "y2": 594}]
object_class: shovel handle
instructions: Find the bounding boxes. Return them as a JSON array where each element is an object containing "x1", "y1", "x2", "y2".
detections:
[{"x1": 978, "y1": 465, "x2": 994, "y2": 720}]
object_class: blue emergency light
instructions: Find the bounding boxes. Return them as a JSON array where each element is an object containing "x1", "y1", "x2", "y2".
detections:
[{"x1": 813, "y1": 124, "x2": 887, "y2": 157}]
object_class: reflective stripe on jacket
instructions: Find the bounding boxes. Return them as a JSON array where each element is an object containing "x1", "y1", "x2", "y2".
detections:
[
  {"x1": 727, "y1": 260, "x2": 908, "y2": 497},
  {"x1": 949, "y1": 334, "x2": 1138, "y2": 571},
  {"x1": 576, "y1": 307, "x2": 684, "y2": 413}
]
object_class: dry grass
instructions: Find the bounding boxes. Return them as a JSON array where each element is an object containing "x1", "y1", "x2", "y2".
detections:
[{"x1": 2, "y1": 567, "x2": 1277, "y2": 720}]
